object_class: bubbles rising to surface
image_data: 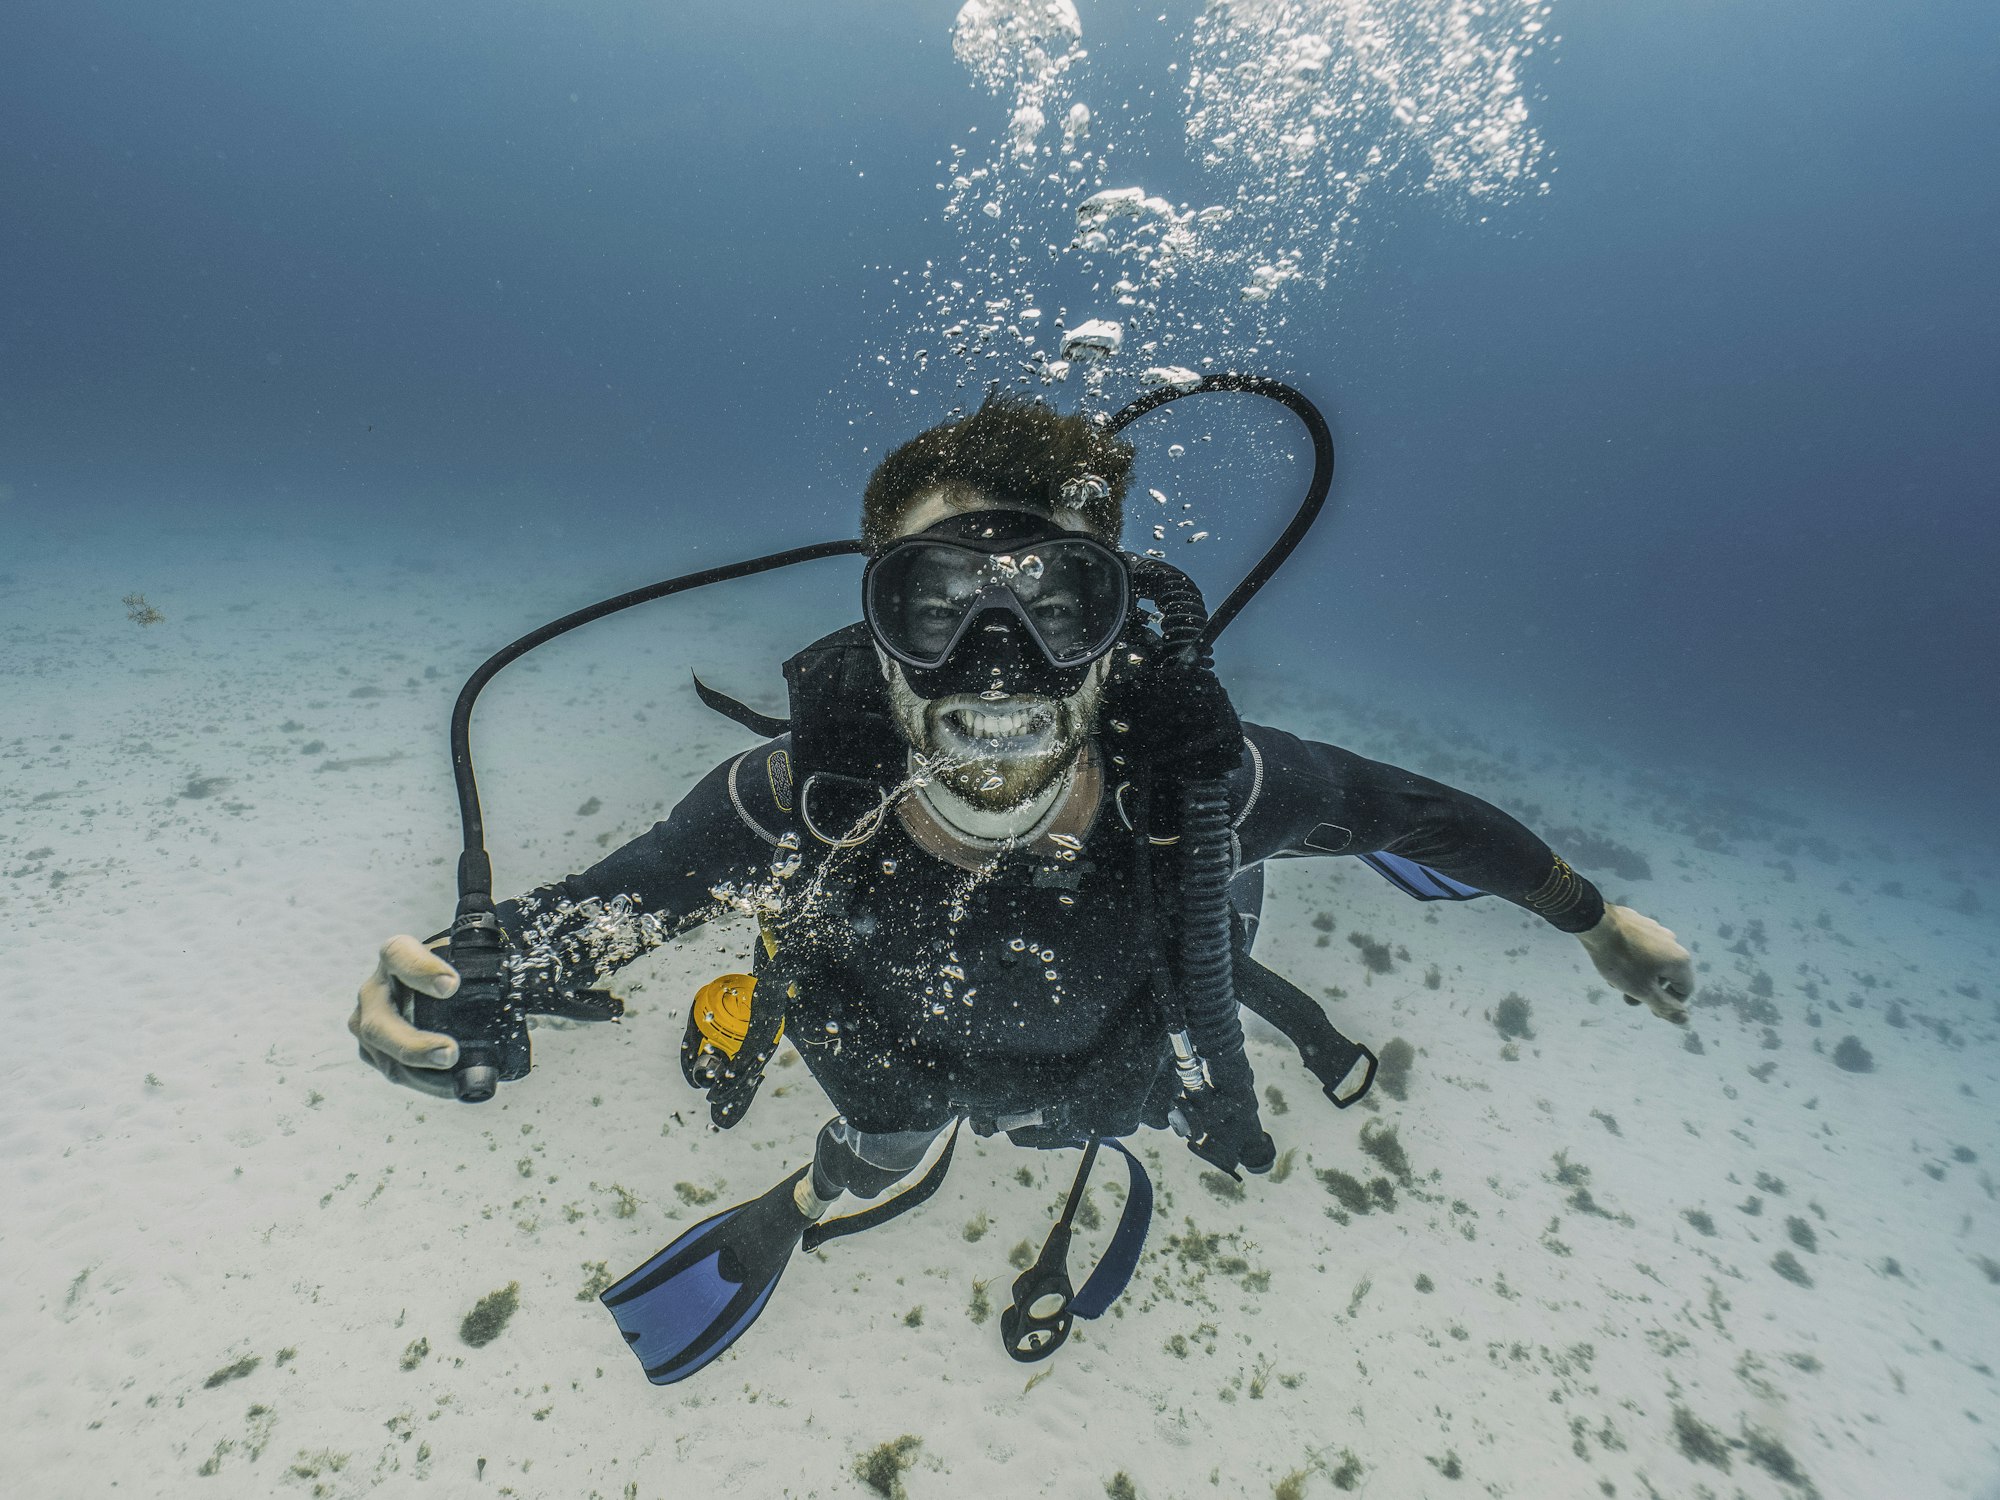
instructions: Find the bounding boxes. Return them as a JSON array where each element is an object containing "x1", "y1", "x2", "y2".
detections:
[
  {"x1": 951, "y1": 0, "x2": 1084, "y2": 100},
  {"x1": 848, "y1": 0, "x2": 1559, "y2": 469},
  {"x1": 1184, "y1": 0, "x2": 1555, "y2": 306},
  {"x1": 952, "y1": 0, "x2": 1086, "y2": 172},
  {"x1": 1060, "y1": 318, "x2": 1125, "y2": 360}
]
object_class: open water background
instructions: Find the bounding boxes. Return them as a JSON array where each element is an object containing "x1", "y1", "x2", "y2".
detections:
[{"x1": 5, "y1": 0, "x2": 1995, "y2": 840}]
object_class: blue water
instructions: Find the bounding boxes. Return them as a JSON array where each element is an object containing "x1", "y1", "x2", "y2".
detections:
[
  {"x1": 5, "y1": 2, "x2": 1998, "y2": 1494},
  {"x1": 6, "y1": 0, "x2": 1995, "y2": 828}
]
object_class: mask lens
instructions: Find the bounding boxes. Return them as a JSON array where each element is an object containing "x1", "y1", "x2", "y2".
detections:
[
  {"x1": 1010, "y1": 543, "x2": 1124, "y2": 663},
  {"x1": 866, "y1": 530, "x2": 1127, "y2": 670},
  {"x1": 869, "y1": 544, "x2": 986, "y2": 664}
]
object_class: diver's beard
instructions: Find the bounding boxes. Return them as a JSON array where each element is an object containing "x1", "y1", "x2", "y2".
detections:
[{"x1": 883, "y1": 662, "x2": 1106, "y2": 814}]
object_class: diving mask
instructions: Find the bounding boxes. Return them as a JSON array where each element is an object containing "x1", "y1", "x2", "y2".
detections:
[{"x1": 863, "y1": 510, "x2": 1130, "y2": 700}]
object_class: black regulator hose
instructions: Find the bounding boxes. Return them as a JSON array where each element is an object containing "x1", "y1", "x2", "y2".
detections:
[
  {"x1": 1104, "y1": 372, "x2": 1335, "y2": 647},
  {"x1": 1107, "y1": 375, "x2": 1336, "y2": 1169}
]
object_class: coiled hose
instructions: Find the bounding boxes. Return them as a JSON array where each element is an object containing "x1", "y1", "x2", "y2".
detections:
[{"x1": 1127, "y1": 557, "x2": 1246, "y2": 1073}]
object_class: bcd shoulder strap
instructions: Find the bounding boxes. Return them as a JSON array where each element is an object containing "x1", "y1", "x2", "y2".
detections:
[
  {"x1": 691, "y1": 622, "x2": 904, "y2": 788},
  {"x1": 781, "y1": 622, "x2": 904, "y2": 785}
]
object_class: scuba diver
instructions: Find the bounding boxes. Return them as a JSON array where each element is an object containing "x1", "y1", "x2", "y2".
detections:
[{"x1": 350, "y1": 388, "x2": 1695, "y2": 1385}]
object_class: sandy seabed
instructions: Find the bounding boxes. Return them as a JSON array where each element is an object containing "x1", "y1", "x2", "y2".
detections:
[{"x1": 3, "y1": 526, "x2": 1996, "y2": 1500}]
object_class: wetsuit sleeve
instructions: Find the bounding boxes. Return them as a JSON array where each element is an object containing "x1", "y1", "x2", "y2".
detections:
[
  {"x1": 1234, "y1": 722, "x2": 1605, "y2": 933},
  {"x1": 491, "y1": 742, "x2": 790, "y2": 995}
]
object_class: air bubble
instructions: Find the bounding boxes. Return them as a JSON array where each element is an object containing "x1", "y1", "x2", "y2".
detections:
[{"x1": 1060, "y1": 473, "x2": 1110, "y2": 508}]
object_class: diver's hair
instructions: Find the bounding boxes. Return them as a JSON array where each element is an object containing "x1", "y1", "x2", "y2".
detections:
[{"x1": 861, "y1": 391, "x2": 1133, "y2": 552}]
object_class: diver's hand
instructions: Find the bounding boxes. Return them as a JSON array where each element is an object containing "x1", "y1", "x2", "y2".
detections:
[
  {"x1": 1103, "y1": 658, "x2": 1244, "y2": 779},
  {"x1": 1577, "y1": 905, "x2": 1694, "y2": 1024},
  {"x1": 1173, "y1": 1053, "x2": 1276, "y2": 1178},
  {"x1": 350, "y1": 935, "x2": 464, "y2": 1096}
]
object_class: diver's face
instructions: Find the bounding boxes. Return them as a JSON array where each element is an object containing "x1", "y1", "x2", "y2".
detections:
[{"x1": 879, "y1": 489, "x2": 1112, "y2": 812}]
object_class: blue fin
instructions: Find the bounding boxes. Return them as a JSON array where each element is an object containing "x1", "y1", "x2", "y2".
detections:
[
  {"x1": 1359, "y1": 850, "x2": 1486, "y2": 902},
  {"x1": 600, "y1": 1167, "x2": 809, "y2": 1384}
]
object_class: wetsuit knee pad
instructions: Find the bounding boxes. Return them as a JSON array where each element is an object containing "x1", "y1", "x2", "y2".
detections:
[{"x1": 810, "y1": 1118, "x2": 938, "y2": 1201}]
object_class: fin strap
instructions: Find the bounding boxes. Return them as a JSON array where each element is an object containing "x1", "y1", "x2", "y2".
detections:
[
  {"x1": 1000, "y1": 1137, "x2": 1155, "y2": 1361},
  {"x1": 800, "y1": 1121, "x2": 960, "y2": 1253},
  {"x1": 1069, "y1": 1139, "x2": 1153, "y2": 1320}
]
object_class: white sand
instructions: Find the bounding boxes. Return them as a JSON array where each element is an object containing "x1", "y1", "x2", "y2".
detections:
[{"x1": 4, "y1": 527, "x2": 1996, "y2": 1499}]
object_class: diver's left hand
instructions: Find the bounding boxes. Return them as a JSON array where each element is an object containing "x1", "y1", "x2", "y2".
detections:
[
  {"x1": 1173, "y1": 1052, "x2": 1276, "y2": 1178},
  {"x1": 1102, "y1": 656, "x2": 1243, "y2": 779},
  {"x1": 1576, "y1": 904, "x2": 1694, "y2": 1023}
]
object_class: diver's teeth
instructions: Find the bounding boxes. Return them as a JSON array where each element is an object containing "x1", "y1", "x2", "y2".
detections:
[{"x1": 945, "y1": 703, "x2": 1050, "y2": 742}]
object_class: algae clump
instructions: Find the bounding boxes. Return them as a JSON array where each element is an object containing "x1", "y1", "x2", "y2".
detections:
[{"x1": 460, "y1": 1281, "x2": 521, "y2": 1347}]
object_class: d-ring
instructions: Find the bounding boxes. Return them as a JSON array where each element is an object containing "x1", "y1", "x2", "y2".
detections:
[{"x1": 799, "y1": 773, "x2": 891, "y2": 847}]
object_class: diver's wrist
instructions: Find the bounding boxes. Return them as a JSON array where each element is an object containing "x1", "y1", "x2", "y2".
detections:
[{"x1": 1574, "y1": 905, "x2": 1620, "y2": 946}]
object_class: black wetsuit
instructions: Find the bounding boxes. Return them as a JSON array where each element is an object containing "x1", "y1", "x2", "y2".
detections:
[{"x1": 497, "y1": 722, "x2": 1604, "y2": 1140}]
